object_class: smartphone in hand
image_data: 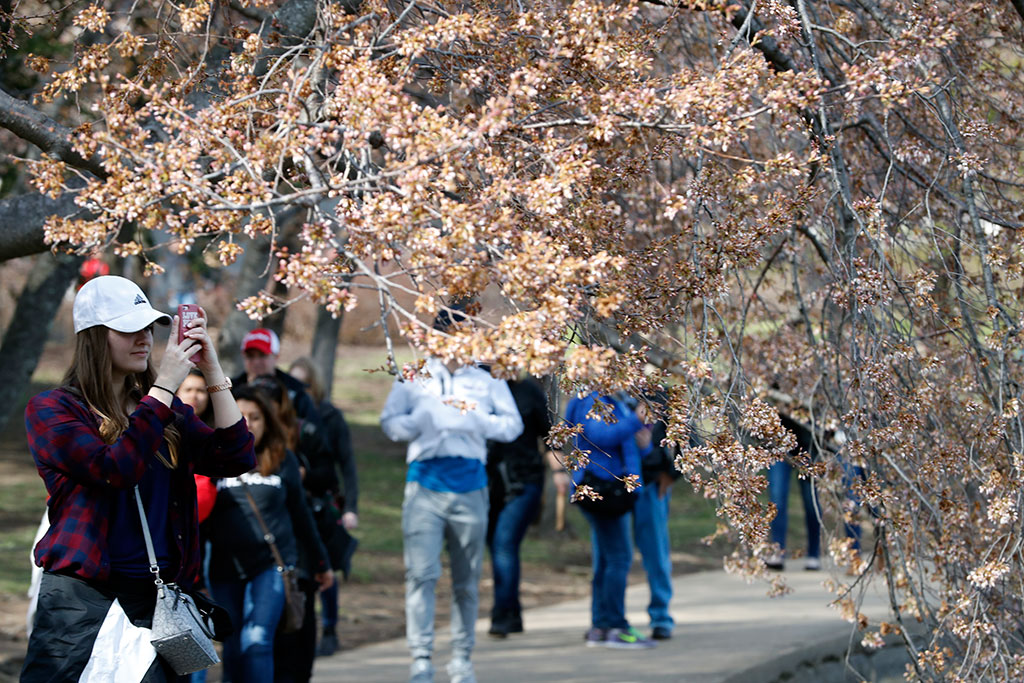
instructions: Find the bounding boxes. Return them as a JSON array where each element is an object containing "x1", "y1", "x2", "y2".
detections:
[{"x1": 177, "y1": 304, "x2": 203, "y2": 364}]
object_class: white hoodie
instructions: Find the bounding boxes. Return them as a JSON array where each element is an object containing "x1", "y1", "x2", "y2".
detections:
[{"x1": 380, "y1": 358, "x2": 523, "y2": 463}]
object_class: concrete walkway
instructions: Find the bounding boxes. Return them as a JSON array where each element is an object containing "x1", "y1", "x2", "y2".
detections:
[{"x1": 311, "y1": 565, "x2": 898, "y2": 682}]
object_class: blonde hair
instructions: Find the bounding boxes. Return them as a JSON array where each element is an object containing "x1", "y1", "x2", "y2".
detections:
[
  {"x1": 288, "y1": 356, "x2": 324, "y2": 403},
  {"x1": 62, "y1": 326, "x2": 182, "y2": 468}
]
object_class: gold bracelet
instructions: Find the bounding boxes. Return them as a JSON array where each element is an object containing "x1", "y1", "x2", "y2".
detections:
[{"x1": 206, "y1": 377, "x2": 233, "y2": 394}]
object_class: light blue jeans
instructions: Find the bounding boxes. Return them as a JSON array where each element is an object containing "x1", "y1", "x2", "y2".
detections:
[
  {"x1": 209, "y1": 565, "x2": 285, "y2": 683},
  {"x1": 402, "y1": 482, "x2": 488, "y2": 660},
  {"x1": 632, "y1": 483, "x2": 674, "y2": 631}
]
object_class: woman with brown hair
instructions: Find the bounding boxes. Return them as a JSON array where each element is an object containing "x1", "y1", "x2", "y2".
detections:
[
  {"x1": 21, "y1": 276, "x2": 255, "y2": 682},
  {"x1": 204, "y1": 384, "x2": 332, "y2": 683}
]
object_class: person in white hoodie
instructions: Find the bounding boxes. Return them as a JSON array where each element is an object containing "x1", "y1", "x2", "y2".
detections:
[{"x1": 380, "y1": 314, "x2": 523, "y2": 683}]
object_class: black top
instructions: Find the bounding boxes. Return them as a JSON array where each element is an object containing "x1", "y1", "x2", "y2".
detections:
[
  {"x1": 320, "y1": 400, "x2": 359, "y2": 515},
  {"x1": 207, "y1": 450, "x2": 329, "y2": 582},
  {"x1": 487, "y1": 378, "x2": 552, "y2": 493}
]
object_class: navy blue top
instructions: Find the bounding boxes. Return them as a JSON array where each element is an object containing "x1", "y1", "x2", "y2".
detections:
[{"x1": 109, "y1": 449, "x2": 174, "y2": 578}]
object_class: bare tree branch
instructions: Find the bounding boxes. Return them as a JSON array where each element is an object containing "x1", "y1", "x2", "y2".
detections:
[
  {"x1": 0, "y1": 190, "x2": 81, "y2": 261},
  {"x1": 0, "y1": 88, "x2": 107, "y2": 178}
]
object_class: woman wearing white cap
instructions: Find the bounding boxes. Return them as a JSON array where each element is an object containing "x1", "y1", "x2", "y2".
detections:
[{"x1": 21, "y1": 275, "x2": 256, "y2": 682}]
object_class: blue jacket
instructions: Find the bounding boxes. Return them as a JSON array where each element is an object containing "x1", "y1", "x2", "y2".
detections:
[{"x1": 565, "y1": 393, "x2": 648, "y2": 488}]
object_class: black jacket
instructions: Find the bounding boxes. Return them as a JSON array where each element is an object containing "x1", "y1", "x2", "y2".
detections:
[
  {"x1": 487, "y1": 378, "x2": 551, "y2": 494},
  {"x1": 320, "y1": 400, "x2": 358, "y2": 514},
  {"x1": 207, "y1": 451, "x2": 329, "y2": 582}
]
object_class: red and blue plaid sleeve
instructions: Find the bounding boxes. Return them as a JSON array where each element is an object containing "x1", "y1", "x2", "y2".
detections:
[
  {"x1": 26, "y1": 388, "x2": 176, "y2": 579},
  {"x1": 181, "y1": 409, "x2": 256, "y2": 478},
  {"x1": 27, "y1": 389, "x2": 175, "y2": 490}
]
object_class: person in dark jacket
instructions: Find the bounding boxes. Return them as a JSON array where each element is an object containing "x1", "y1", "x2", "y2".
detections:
[
  {"x1": 765, "y1": 414, "x2": 824, "y2": 571},
  {"x1": 485, "y1": 376, "x2": 551, "y2": 638},
  {"x1": 22, "y1": 276, "x2": 255, "y2": 682},
  {"x1": 288, "y1": 357, "x2": 360, "y2": 658},
  {"x1": 206, "y1": 385, "x2": 332, "y2": 683}
]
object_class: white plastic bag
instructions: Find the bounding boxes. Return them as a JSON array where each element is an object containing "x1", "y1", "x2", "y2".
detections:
[{"x1": 78, "y1": 599, "x2": 157, "y2": 683}]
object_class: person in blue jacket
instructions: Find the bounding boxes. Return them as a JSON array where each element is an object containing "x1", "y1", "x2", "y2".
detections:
[{"x1": 566, "y1": 392, "x2": 656, "y2": 650}]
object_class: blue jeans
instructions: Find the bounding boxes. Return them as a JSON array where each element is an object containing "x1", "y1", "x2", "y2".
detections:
[
  {"x1": 582, "y1": 508, "x2": 633, "y2": 630},
  {"x1": 767, "y1": 460, "x2": 821, "y2": 558},
  {"x1": 488, "y1": 483, "x2": 542, "y2": 619},
  {"x1": 210, "y1": 566, "x2": 285, "y2": 683},
  {"x1": 632, "y1": 483, "x2": 673, "y2": 631}
]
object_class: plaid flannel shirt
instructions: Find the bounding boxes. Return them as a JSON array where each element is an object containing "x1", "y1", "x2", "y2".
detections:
[{"x1": 26, "y1": 387, "x2": 255, "y2": 587}]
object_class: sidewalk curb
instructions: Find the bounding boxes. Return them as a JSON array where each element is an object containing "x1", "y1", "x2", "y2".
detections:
[{"x1": 720, "y1": 631, "x2": 913, "y2": 683}]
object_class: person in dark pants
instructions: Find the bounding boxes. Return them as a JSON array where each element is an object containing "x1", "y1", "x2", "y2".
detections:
[
  {"x1": 566, "y1": 392, "x2": 657, "y2": 650},
  {"x1": 21, "y1": 276, "x2": 255, "y2": 682},
  {"x1": 765, "y1": 414, "x2": 824, "y2": 571},
  {"x1": 289, "y1": 356, "x2": 360, "y2": 658},
  {"x1": 485, "y1": 376, "x2": 552, "y2": 638}
]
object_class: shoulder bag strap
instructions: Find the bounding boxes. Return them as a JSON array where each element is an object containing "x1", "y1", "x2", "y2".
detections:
[
  {"x1": 239, "y1": 481, "x2": 288, "y2": 571},
  {"x1": 134, "y1": 485, "x2": 165, "y2": 588}
]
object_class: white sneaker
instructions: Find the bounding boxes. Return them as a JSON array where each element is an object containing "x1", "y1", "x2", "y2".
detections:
[
  {"x1": 447, "y1": 656, "x2": 477, "y2": 683},
  {"x1": 805, "y1": 556, "x2": 821, "y2": 571},
  {"x1": 410, "y1": 657, "x2": 434, "y2": 683}
]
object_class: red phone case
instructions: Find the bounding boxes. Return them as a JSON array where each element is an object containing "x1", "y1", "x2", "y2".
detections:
[{"x1": 177, "y1": 304, "x2": 203, "y2": 364}]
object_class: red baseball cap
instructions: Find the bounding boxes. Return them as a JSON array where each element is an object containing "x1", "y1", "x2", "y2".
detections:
[{"x1": 241, "y1": 328, "x2": 280, "y2": 355}]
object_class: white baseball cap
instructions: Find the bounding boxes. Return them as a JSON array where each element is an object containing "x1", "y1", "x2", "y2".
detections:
[{"x1": 73, "y1": 276, "x2": 172, "y2": 333}]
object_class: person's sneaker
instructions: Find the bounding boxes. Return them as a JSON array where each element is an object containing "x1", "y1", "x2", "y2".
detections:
[
  {"x1": 446, "y1": 656, "x2": 477, "y2": 683},
  {"x1": 651, "y1": 626, "x2": 672, "y2": 640},
  {"x1": 765, "y1": 553, "x2": 785, "y2": 571},
  {"x1": 804, "y1": 556, "x2": 822, "y2": 571},
  {"x1": 584, "y1": 627, "x2": 607, "y2": 647},
  {"x1": 316, "y1": 631, "x2": 338, "y2": 657},
  {"x1": 507, "y1": 614, "x2": 523, "y2": 634},
  {"x1": 604, "y1": 626, "x2": 657, "y2": 649},
  {"x1": 410, "y1": 656, "x2": 434, "y2": 683}
]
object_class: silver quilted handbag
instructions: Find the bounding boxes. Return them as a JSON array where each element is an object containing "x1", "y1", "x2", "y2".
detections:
[
  {"x1": 135, "y1": 487, "x2": 220, "y2": 675},
  {"x1": 150, "y1": 583, "x2": 219, "y2": 674}
]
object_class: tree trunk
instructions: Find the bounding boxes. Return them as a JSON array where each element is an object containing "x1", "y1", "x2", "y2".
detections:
[
  {"x1": 0, "y1": 251, "x2": 82, "y2": 432},
  {"x1": 311, "y1": 306, "x2": 343, "y2": 401}
]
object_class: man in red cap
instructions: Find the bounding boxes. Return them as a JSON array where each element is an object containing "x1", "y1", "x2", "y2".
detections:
[{"x1": 232, "y1": 328, "x2": 321, "y2": 430}]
